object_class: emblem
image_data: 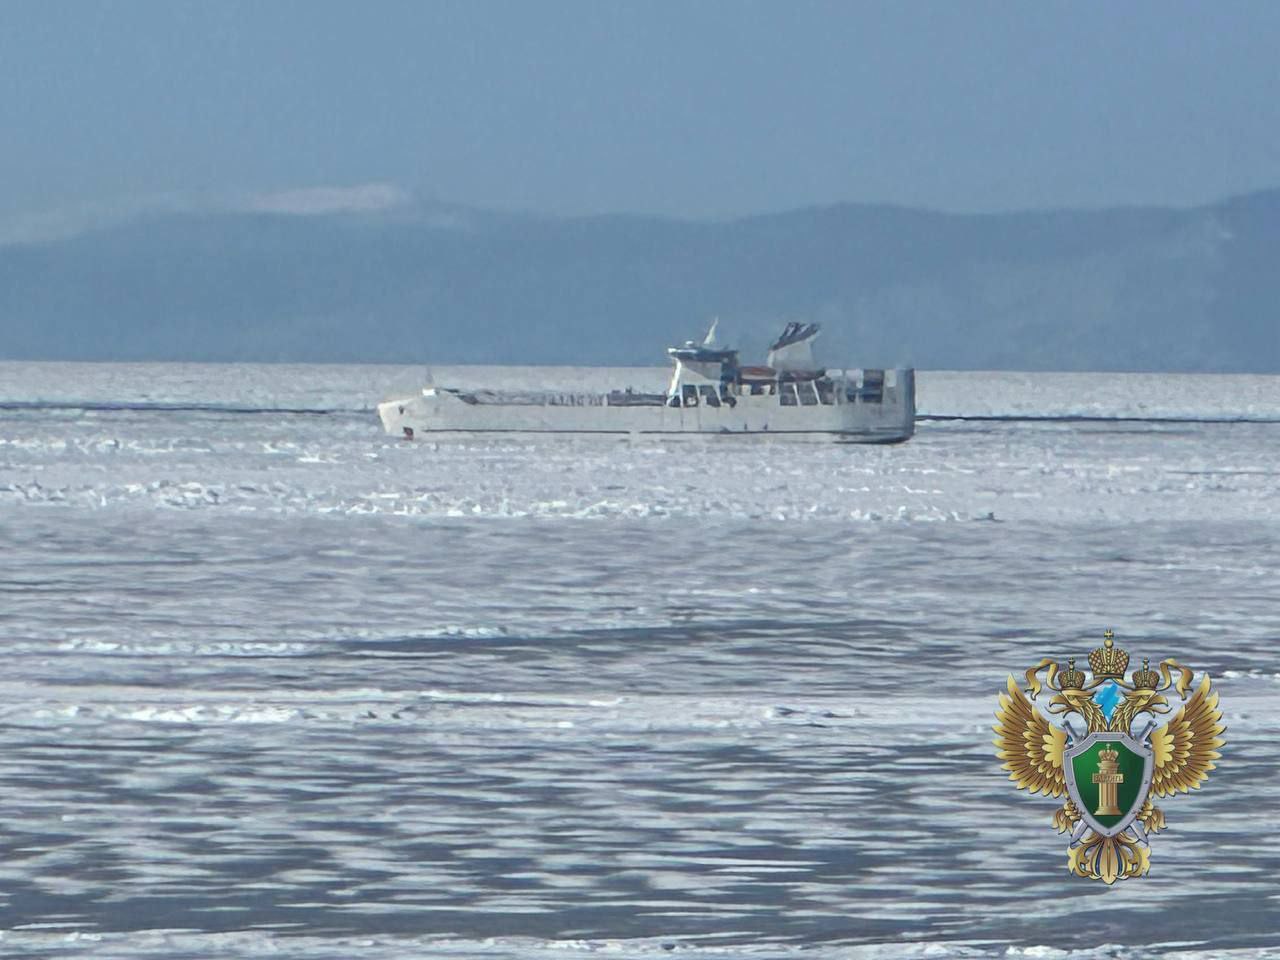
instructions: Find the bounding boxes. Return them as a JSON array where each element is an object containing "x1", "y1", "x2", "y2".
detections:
[{"x1": 993, "y1": 630, "x2": 1225, "y2": 883}]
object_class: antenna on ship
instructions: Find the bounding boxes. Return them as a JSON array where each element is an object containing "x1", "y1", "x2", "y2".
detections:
[{"x1": 702, "y1": 317, "x2": 719, "y2": 347}]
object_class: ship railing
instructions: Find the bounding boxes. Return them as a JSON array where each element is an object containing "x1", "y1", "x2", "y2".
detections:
[{"x1": 450, "y1": 389, "x2": 612, "y2": 406}]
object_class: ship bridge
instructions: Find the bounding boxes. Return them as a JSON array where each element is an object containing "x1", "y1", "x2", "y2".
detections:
[{"x1": 665, "y1": 321, "x2": 899, "y2": 411}]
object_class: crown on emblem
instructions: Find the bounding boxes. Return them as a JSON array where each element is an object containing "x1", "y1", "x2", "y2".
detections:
[
  {"x1": 1088, "y1": 629, "x2": 1129, "y2": 679},
  {"x1": 1131, "y1": 656, "x2": 1160, "y2": 689},
  {"x1": 1096, "y1": 746, "x2": 1118, "y2": 762},
  {"x1": 1058, "y1": 656, "x2": 1086, "y2": 689}
]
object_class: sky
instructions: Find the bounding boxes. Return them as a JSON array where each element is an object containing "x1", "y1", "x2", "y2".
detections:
[{"x1": 2, "y1": 0, "x2": 1279, "y2": 227}]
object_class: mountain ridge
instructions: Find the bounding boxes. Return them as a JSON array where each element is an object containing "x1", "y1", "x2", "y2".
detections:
[{"x1": 1, "y1": 190, "x2": 1276, "y2": 371}]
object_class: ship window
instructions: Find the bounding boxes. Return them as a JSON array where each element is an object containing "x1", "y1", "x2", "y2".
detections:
[
  {"x1": 749, "y1": 383, "x2": 764, "y2": 396},
  {"x1": 700, "y1": 385, "x2": 721, "y2": 408},
  {"x1": 859, "y1": 376, "x2": 883, "y2": 403},
  {"x1": 779, "y1": 383, "x2": 798, "y2": 406},
  {"x1": 799, "y1": 381, "x2": 819, "y2": 406},
  {"x1": 816, "y1": 379, "x2": 835, "y2": 405},
  {"x1": 681, "y1": 384, "x2": 699, "y2": 407}
]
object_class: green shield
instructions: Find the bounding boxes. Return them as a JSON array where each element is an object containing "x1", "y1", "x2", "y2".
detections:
[{"x1": 1069, "y1": 736, "x2": 1149, "y2": 831}]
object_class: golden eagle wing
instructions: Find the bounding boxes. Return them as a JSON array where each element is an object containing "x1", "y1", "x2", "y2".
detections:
[
  {"x1": 1149, "y1": 675, "x2": 1225, "y2": 796},
  {"x1": 994, "y1": 675, "x2": 1067, "y2": 796}
]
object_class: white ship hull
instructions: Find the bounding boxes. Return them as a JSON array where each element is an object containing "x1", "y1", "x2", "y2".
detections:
[{"x1": 379, "y1": 369, "x2": 915, "y2": 443}]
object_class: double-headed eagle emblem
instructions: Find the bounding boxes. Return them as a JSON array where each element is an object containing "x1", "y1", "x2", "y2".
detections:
[{"x1": 994, "y1": 630, "x2": 1224, "y2": 883}]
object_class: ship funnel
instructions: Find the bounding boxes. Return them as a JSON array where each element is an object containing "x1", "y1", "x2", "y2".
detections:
[{"x1": 766, "y1": 322, "x2": 821, "y2": 371}]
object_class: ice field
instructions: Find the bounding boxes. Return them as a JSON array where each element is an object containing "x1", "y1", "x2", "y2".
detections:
[{"x1": 1, "y1": 363, "x2": 1278, "y2": 959}]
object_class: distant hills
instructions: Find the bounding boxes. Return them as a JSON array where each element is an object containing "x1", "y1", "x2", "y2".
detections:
[{"x1": 2, "y1": 190, "x2": 1277, "y2": 371}]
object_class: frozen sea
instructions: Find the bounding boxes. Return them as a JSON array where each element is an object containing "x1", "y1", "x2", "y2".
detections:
[{"x1": 1, "y1": 362, "x2": 1279, "y2": 960}]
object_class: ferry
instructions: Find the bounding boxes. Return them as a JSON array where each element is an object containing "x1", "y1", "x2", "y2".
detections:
[{"x1": 377, "y1": 322, "x2": 915, "y2": 443}]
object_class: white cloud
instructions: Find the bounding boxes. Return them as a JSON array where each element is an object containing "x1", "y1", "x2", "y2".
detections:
[
  {"x1": 0, "y1": 183, "x2": 418, "y2": 245},
  {"x1": 243, "y1": 182, "x2": 411, "y2": 215},
  {"x1": 0, "y1": 193, "x2": 195, "y2": 246}
]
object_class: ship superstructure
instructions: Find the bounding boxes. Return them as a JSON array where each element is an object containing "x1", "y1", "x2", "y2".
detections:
[{"x1": 377, "y1": 322, "x2": 914, "y2": 443}]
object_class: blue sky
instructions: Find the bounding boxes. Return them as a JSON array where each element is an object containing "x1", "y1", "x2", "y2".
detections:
[{"x1": 3, "y1": 0, "x2": 1279, "y2": 225}]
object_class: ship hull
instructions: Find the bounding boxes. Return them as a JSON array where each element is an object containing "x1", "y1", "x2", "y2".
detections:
[{"x1": 378, "y1": 371, "x2": 915, "y2": 444}]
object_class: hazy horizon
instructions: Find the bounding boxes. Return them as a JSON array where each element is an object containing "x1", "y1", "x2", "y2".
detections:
[{"x1": 4, "y1": 187, "x2": 1277, "y2": 371}]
